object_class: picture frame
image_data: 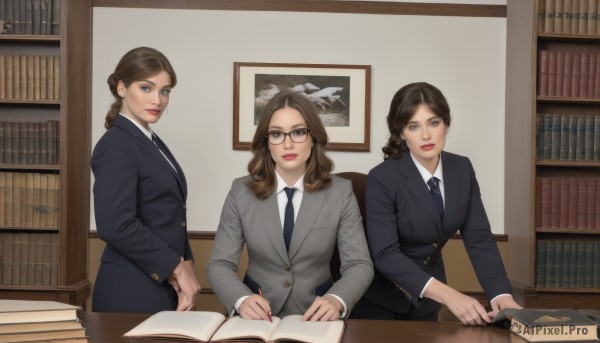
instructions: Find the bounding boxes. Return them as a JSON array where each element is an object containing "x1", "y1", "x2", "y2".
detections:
[{"x1": 233, "y1": 62, "x2": 371, "y2": 152}]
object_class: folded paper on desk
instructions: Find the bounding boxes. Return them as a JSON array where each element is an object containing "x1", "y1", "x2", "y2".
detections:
[
  {"x1": 123, "y1": 311, "x2": 345, "y2": 343},
  {"x1": 493, "y1": 308, "x2": 599, "y2": 342}
]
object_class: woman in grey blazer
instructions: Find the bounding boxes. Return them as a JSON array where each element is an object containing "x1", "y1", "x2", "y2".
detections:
[
  {"x1": 91, "y1": 47, "x2": 200, "y2": 313},
  {"x1": 350, "y1": 82, "x2": 521, "y2": 324},
  {"x1": 207, "y1": 91, "x2": 373, "y2": 321}
]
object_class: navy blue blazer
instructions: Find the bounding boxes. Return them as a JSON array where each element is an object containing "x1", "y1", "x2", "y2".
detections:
[
  {"x1": 91, "y1": 115, "x2": 192, "y2": 313},
  {"x1": 362, "y1": 151, "x2": 512, "y2": 315}
]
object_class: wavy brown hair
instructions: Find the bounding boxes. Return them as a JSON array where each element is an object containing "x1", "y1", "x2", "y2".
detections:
[
  {"x1": 104, "y1": 47, "x2": 177, "y2": 129},
  {"x1": 246, "y1": 91, "x2": 333, "y2": 199},
  {"x1": 383, "y1": 82, "x2": 451, "y2": 160}
]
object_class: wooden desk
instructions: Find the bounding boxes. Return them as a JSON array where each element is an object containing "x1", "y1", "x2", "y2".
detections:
[{"x1": 78, "y1": 312, "x2": 524, "y2": 342}]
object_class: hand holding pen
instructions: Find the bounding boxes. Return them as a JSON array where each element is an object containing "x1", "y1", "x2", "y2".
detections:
[
  {"x1": 259, "y1": 288, "x2": 273, "y2": 323},
  {"x1": 239, "y1": 289, "x2": 272, "y2": 322}
]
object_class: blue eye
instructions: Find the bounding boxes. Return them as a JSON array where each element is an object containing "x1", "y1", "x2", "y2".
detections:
[
  {"x1": 408, "y1": 125, "x2": 418, "y2": 131},
  {"x1": 160, "y1": 88, "x2": 171, "y2": 96},
  {"x1": 292, "y1": 129, "x2": 308, "y2": 137},
  {"x1": 269, "y1": 131, "x2": 283, "y2": 138},
  {"x1": 430, "y1": 120, "x2": 440, "y2": 127},
  {"x1": 140, "y1": 86, "x2": 151, "y2": 92}
]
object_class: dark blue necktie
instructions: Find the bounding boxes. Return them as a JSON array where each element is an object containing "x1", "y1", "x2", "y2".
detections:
[
  {"x1": 283, "y1": 187, "x2": 296, "y2": 251},
  {"x1": 427, "y1": 177, "x2": 444, "y2": 220}
]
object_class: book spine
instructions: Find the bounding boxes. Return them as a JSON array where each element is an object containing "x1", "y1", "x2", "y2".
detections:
[
  {"x1": 577, "y1": 115, "x2": 586, "y2": 161},
  {"x1": 546, "y1": 240, "x2": 556, "y2": 287},
  {"x1": 554, "y1": 0, "x2": 564, "y2": 33},
  {"x1": 572, "y1": 52, "x2": 582, "y2": 97},
  {"x1": 584, "y1": 241, "x2": 593, "y2": 287},
  {"x1": 551, "y1": 177, "x2": 561, "y2": 228},
  {"x1": 578, "y1": 178, "x2": 588, "y2": 229},
  {"x1": 551, "y1": 113, "x2": 561, "y2": 160},
  {"x1": 546, "y1": 0, "x2": 556, "y2": 33},
  {"x1": 594, "y1": 115, "x2": 600, "y2": 160},
  {"x1": 562, "y1": 240, "x2": 572, "y2": 288},
  {"x1": 564, "y1": 0, "x2": 574, "y2": 33},
  {"x1": 539, "y1": 50, "x2": 549, "y2": 97},
  {"x1": 536, "y1": 177, "x2": 543, "y2": 228},
  {"x1": 586, "y1": 178, "x2": 596, "y2": 230},
  {"x1": 544, "y1": 113, "x2": 553, "y2": 160},
  {"x1": 537, "y1": 240, "x2": 547, "y2": 288},
  {"x1": 569, "y1": 241, "x2": 578, "y2": 287},
  {"x1": 579, "y1": 0, "x2": 589, "y2": 33},
  {"x1": 569, "y1": 178, "x2": 579, "y2": 228},
  {"x1": 585, "y1": 115, "x2": 594, "y2": 160},
  {"x1": 549, "y1": 51, "x2": 558, "y2": 97},
  {"x1": 539, "y1": 0, "x2": 547, "y2": 32},
  {"x1": 542, "y1": 177, "x2": 552, "y2": 229},
  {"x1": 576, "y1": 241, "x2": 586, "y2": 287},
  {"x1": 588, "y1": 52, "x2": 596, "y2": 97},
  {"x1": 565, "y1": 51, "x2": 574, "y2": 97},
  {"x1": 50, "y1": 0, "x2": 59, "y2": 35},
  {"x1": 560, "y1": 114, "x2": 569, "y2": 160},
  {"x1": 580, "y1": 51, "x2": 590, "y2": 97},
  {"x1": 593, "y1": 241, "x2": 599, "y2": 288},
  {"x1": 556, "y1": 51, "x2": 565, "y2": 98},
  {"x1": 588, "y1": 0, "x2": 598, "y2": 34},
  {"x1": 554, "y1": 240, "x2": 564, "y2": 287},
  {"x1": 560, "y1": 177, "x2": 569, "y2": 229}
]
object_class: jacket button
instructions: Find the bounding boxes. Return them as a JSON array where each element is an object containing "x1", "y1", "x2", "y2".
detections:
[
  {"x1": 284, "y1": 266, "x2": 290, "y2": 271},
  {"x1": 181, "y1": 222, "x2": 186, "y2": 227},
  {"x1": 282, "y1": 281, "x2": 291, "y2": 288},
  {"x1": 151, "y1": 273, "x2": 159, "y2": 281},
  {"x1": 432, "y1": 242, "x2": 438, "y2": 248}
]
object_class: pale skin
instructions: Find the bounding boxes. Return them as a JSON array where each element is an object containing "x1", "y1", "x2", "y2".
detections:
[
  {"x1": 239, "y1": 107, "x2": 343, "y2": 322},
  {"x1": 404, "y1": 104, "x2": 522, "y2": 325},
  {"x1": 118, "y1": 71, "x2": 201, "y2": 311}
]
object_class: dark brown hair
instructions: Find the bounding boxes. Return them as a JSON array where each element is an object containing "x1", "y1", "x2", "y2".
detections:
[
  {"x1": 383, "y1": 82, "x2": 451, "y2": 160},
  {"x1": 246, "y1": 91, "x2": 333, "y2": 199},
  {"x1": 104, "y1": 47, "x2": 177, "y2": 128}
]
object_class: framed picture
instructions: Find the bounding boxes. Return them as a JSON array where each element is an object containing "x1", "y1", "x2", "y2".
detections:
[{"x1": 233, "y1": 62, "x2": 371, "y2": 152}]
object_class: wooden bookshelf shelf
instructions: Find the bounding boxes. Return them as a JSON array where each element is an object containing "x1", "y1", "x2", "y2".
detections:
[
  {"x1": 506, "y1": 0, "x2": 600, "y2": 309},
  {"x1": 0, "y1": 0, "x2": 92, "y2": 308}
]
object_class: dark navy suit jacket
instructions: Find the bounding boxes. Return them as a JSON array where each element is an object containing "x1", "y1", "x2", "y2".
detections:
[
  {"x1": 91, "y1": 115, "x2": 192, "y2": 313},
  {"x1": 362, "y1": 151, "x2": 512, "y2": 316}
]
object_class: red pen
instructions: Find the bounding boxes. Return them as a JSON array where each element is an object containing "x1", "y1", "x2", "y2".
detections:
[{"x1": 258, "y1": 287, "x2": 272, "y2": 323}]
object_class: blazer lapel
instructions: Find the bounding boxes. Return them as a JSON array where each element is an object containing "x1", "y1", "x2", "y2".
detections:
[
  {"x1": 398, "y1": 157, "x2": 443, "y2": 233},
  {"x1": 288, "y1": 189, "x2": 324, "y2": 260},
  {"x1": 441, "y1": 152, "x2": 458, "y2": 232},
  {"x1": 256, "y1": 194, "x2": 290, "y2": 264},
  {"x1": 151, "y1": 134, "x2": 187, "y2": 199}
]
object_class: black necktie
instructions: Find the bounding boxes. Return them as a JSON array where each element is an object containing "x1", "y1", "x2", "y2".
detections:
[
  {"x1": 427, "y1": 177, "x2": 444, "y2": 220},
  {"x1": 283, "y1": 187, "x2": 296, "y2": 251}
]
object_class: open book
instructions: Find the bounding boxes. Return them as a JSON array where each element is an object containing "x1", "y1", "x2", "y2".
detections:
[{"x1": 123, "y1": 311, "x2": 345, "y2": 343}]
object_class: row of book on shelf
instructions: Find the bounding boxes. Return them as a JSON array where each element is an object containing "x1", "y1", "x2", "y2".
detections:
[
  {"x1": 0, "y1": 120, "x2": 59, "y2": 165},
  {"x1": 0, "y1": 55, "x2": 61, "y2": 101},
  {"x1": 0, "y1": 172, "x2": 60, "y2": 228},
  {"x1": 536, "y1": 240, "x2": 600, "y2": 288},
  {"x1": 536, "y1": 177, "x2": 600, "y2": 230},
  {"x1": 0, "y1": 300, "x2": 86, "y2": 342},
  {"x1": 539, "y1": 0, "x2": 600, "y2": 35},
  {"x1": 0, "y1": 231, "x2": 58, "y2": 287},
  {"x1": 538, "y1": 50, "x2": 600, "y2": 98},
  {"x1": 536, "y1": 113, "x2": 600, "y2": 161},
  {"x1": 0, "y1": 0, "x2": 61, "y2": 35}
]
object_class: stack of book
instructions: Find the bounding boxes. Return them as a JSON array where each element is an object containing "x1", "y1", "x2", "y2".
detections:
[
  {"x1": 0, "y1": 0, "x2": 62, "y2": 35},
  {"x1": 538, "y1": 0, "x2": 600, "y2": 35},
  {"x1": 0, "y1": 55, "x2": 61, "y2": 101},
  {"x1": 0, "y1": 299, "x2": 87, "y2": 342}
]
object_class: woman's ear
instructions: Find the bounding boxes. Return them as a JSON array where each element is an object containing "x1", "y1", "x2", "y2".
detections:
[{"x1": 117, "y1": 80, "x2": 126, "y2": 98}]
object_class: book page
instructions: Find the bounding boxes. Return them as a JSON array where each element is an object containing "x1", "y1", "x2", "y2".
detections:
[
  {"x1": 123, "y1": 311, "x2": 226, "y2": 342},
  {"x1": 211, "y1": 315, "x2": 281, "y2": 342},
  {"x1": 271, "y1": 315, "x2": 344, "y2": 343},
  {"x1": 0, "y1": 300, "x2": 79, "y2": 312}
]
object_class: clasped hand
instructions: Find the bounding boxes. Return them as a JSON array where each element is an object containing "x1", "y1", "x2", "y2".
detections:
[{"x1": 169, "y1": 258, "x2": 201, "y2": 311}]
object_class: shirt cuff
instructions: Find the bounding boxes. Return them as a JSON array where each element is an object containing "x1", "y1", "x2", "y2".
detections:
[
  {"x1": 326, "y1": 294, "x2": 348, "y2": 318},
  {"x1": 233, "y1": 295, "x2": 250, "y2": 316},
  {"x1": 419, "y1": 277, "x2": 434, "y2": 298},
  {"x1": 490, "y1": 293, "x2": 513, "y2": 304}
]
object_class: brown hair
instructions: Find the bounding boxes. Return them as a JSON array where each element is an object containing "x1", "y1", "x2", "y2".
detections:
[
  {"x1": 383, "y1": 82, "x2": 451, "y2": 160},
  {"x1": 104, "y1": 47, "x2": 177, "y2": 129},
  {"x1": 246, "y1": 91, "x2": 333, "y2": 199}
]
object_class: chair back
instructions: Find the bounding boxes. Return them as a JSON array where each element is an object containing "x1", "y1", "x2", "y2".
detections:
[{"x1": 330, "y1": 172, "x2": 368, "y2": 280}]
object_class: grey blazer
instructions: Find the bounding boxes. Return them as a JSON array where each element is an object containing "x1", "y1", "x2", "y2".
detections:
[{"x1": 207, "y1": 175, "x2": 374, "y2": 317}]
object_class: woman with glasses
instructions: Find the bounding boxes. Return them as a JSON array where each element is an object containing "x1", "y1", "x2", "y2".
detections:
[{"x1": 207, "y1": 90, "x2": 373, "y2": 321}]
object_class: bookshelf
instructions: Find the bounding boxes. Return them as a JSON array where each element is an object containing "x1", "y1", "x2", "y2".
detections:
[
  {"x1": 0, "y1": 0, "x2": 91, "y2": 307},
  {"x1": 506, "y1": 0, "x2": 600, "y2": 309}
]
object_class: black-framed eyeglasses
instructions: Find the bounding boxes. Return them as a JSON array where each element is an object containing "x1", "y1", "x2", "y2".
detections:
[{"x1": 265, "y1": 128, "x2": 311, "y2": 145}]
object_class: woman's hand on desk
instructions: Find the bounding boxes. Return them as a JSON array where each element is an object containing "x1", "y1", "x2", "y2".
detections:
[
  {"x1": 240, "y1": 294, "x2": 272, "y2": 321},
  {"x1": 170, "y1": 258, "x2": 201, "y2": 311},
  {"x1": 423, "y1": 279, "x2": 491, "y2": 326},
  {"x1": 302, "y1": 295, "x2": 342, "y2": 322}
]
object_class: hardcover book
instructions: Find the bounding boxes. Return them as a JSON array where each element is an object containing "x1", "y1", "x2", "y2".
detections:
[{"x1": 493, "y1": 308, "x2": 599, "y2": 342}]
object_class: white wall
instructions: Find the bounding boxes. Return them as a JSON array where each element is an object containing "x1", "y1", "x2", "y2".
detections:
[{"x1": 91, "y1": 8, "x2": 506, "y2": 233}]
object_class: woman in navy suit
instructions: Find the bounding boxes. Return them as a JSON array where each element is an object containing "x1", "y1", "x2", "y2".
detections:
[
  {"x1": 350, "y1": 82, "x2": 521, "y2": 324},
  {"x1": 91, "y1": 47, "x2": 200, "y2": 313}
]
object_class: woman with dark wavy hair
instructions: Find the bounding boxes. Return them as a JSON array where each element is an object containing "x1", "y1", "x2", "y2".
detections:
[
  {"x1": 92, "y1": 47, "x2": 200, "y2": 313},
  {"x1": 351, "y1": 82, "x2": 521, "y2": 324},
  {"x1": 207, "y1": 90, "x2": 373, "y2": 321}
]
